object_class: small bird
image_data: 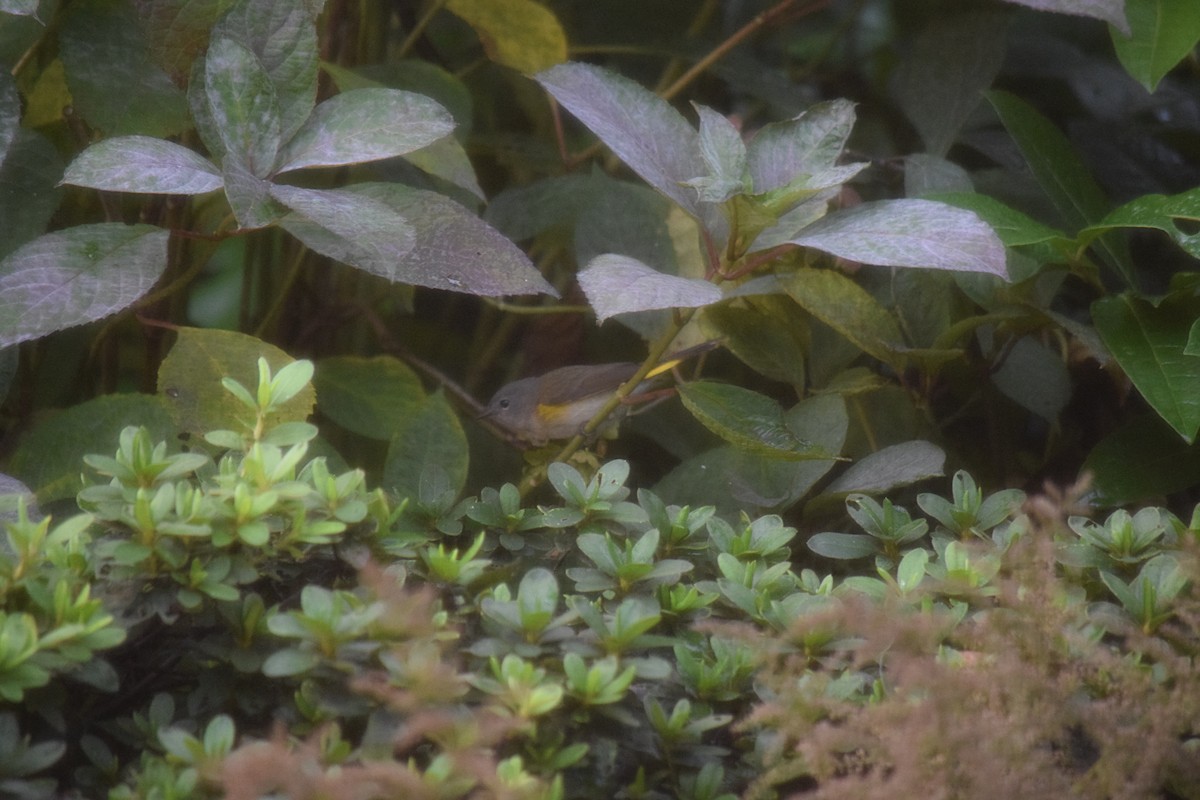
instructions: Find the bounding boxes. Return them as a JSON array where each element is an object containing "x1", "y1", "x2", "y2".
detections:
[{"x1": 482, "y1": 342, "x2": 717, "y2": 446}]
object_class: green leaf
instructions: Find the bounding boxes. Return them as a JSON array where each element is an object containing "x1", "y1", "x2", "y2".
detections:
[
  {"x1": 275, "y1": 88, "x2": 455, "y2": 173},
  {"x1": 382, "y1": 390, "x2": 468, "y2": 500},
  {"x1": 1110, "y1": 0, "x2": 1200, "y2": 91},
  {"x1": 891, "y1": 11, "x2": 1008, "y2": 156},
  {"x1": 63, "y1": 136, "x2": 223, "y2": 195},
  {"x1": 203, "y1": 36, "x2": 281, "y2": 176},
  {"x1": 578, "y1": 255, "x2": 721, "y2": 322},
  {"x1": 656, "y1": 393, "x2": 847, "y2": 513},
  {"x1": 896, "y1": 548, "x2": 929, "y2": 593},
  {"x1": 313, "y1": 356, "x2": 426, "y2": 440},
  {"x1": 58, "y1": 0, "x2": 190, "y2": 137},
  {"x1": 157, "y1": 328, "x2": 314, "y2": 436},
  {"x1": 0, "y1": 224, "x2": 169, "y2": 348},
  {"x1": 9, "y1": 394, "x2": 174, "y2": 502},
  {"x1": 1084, "y1": 414, "x2": 1200, "y2": 504},
  {"x1": 782, "y1": 268, "x2": 906, "y2": 366},
  {"x1": 0, "y1": 130, "x2": 64, "y2": 259},
  {"x1": 261, "y1": 647, "x2": 320, "y2": 677},
  {"x1": 678, "y1": 381, "x2": 839, "y2": 460},
  {"x1": 806, "y1": 531, "x2": 879, "y2": 560},
  {"x1": 990, "y1": 336, "x2": 1072, "y2": 423},
  {"x1": 1093, "y1": 292, "x2": 1200, "y2": 443},
  {"x1": 986, "y1": 90, "x2": 1131, "y2": 283},
  {"x1": 1081, "y1": 187, "x2": 1200, "y2": 259},
  {"x1": 271, "y1": 184, "x2": 416, "y2": 269},
  {"x1": 928, "y1": 191, "x2": 1068, "y2": 248},
  {"x1": 788, "y1": 199, "x2": 1008, "y2": 277},
  {"x1": 823, "y1": 441, "x2": 945, "y2": 495},
  {"x1": 702, "y1": 296, "x2": 809, "y2": 386},
  {"x1": 280, "y1": 182, "x2": 555, "y2": 297},
  {"x1": 446, "y1": 0, "x2": 567, "y2": 74},
  {"x1": 136, "y1": 0, "x2": 234, "y2": 79}
]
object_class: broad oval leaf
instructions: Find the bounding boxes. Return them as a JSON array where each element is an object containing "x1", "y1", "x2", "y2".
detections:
[
  {"x1": 782, "y1": 268, "x2": 907, "y2": 366},
  {"x1": 929, "y1": 191, "x2": 1068, "y2": 247},
  {"x1": 211, "y1": 0, "x2": 319, "y2": 144},
  {"x1": 579, "y1": 255, "x2": 721, "y2": 322},
  {"x1": 1084, "y1": 413, "x2": 1200, "y2": 505},
  {"x1": 271, "y1": 183, "x2": 417, "y2": 267},
  {"x1": 280, "y1": 182, "x2": 555, "y2": 297},
  {"x1": 0, "y1": 130, "x2": 64, "y2": 259},
  {"x1": 678, "y1": 381, "x2": 839, "y2": 460},
  {"x1": 806, "y1": 532, "x2": 880, "y2": 560},
  {"x1": 63, "y1": 136, "x2": 223, "y2": 195},
  {"x1": 8, "y1": 394, "x2": 173, "y2": 502},
  {"x1": 204, "y1": 36, "x2": 281, "y2": 177},
  {"x1": 313, "y1": 356, "x2": 426, "y2": 441},
  {"x1": 223, "y1": 155, "x2": 283, "y2": 230},
  {"x1": 446, "y1": 0, "x2": 567, "y2": 74},
  {"x1": 0, "y1": 224, "x2": 169, "y2": 348},
  {"x1": 275, "y1": 88, "x2": 456, "y2": 173},
  {"x1": 59, "y1": 2, "x2": 190, "y2": 137},
  {"x1": 157, "y1": 328, "x2": 314, "y2": 437},
  {"x1": 535, "y1": 63, "x2": 703, "y2": 217},
  {"x1": 824, "y1": 441, "x2": 946, "y2": 495},
  {"x1": 789, "y1": 199, "x2": 1008, "y2": 277},
  {"x1": 382, "y1": 390, "x2": 468, "y2": 500}
]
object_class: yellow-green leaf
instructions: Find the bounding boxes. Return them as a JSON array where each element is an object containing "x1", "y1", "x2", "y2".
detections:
[
  {"x1": 678, "y1": 381, "x2": 840, "y2": 460},
  {"x1": 446, "y1": 0, "x2": 567, "y2": 74},
  {"x1": 782, "y1": 268, "x2": 906, "y2": 368},
  {"x1": 157, "y1": 328, "x2": 314, "y2": 436}
]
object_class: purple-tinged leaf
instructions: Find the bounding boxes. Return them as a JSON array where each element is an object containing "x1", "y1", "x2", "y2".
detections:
[
  {"x1": 212, "y1": 0, "x2": 318, "y2": 144},
  {"x1": 63, "y1": 136, "x2": 222, "y2": 195},
  {"x1": 684, "y1": 104, "x2": 748, "y2": 203},
  {"x1": 789, "y1": 199, "x2": 1008, "y2": 276},
  {"x1": 1000, "y1": 0, "x2": 1128, "y2": 33},
  {"x1": 280, "y1": 183, "x2": 556, "y2": 297},
  {"x1": 0, "y1": 224, "x2": 169, "y2": 348},
  {"x1": 275, "y1": 88, "x2": 455, "y2": 173},
  {"x1": 746, "y1": 100, "x2": 856, "y2": 193},
  {"x1": 535, "y1": 62, "x2": 703, "y2": 216},
  {"x1": 272, "y1": 184, "x2": 416, "y2": 269},
  {"x1": 578, "y1": 254, "x2": 721, "y2": 322},
  {"x1": 0, "y1": 0, "x2": 39, "y2": 14},
  {"x1": 223, "y1": 155, "x2": 283, "y2": 230},
  {"x1": 204, "y1": 36, "x2": 281, "y2": 177}
]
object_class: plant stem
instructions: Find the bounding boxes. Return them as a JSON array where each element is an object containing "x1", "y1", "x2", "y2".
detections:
[{"x1": 660, "y1": 0, "x2": 829, "y2": 101}]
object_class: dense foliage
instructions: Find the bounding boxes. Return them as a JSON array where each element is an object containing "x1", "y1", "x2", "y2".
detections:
[{"x1": 1, "y1": 0, "x2": 1199, "y2": 797}]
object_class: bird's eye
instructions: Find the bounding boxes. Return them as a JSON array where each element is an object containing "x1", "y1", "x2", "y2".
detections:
[{"x1": 498, "y1": 399, "x2": 510, "y2": 409}]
